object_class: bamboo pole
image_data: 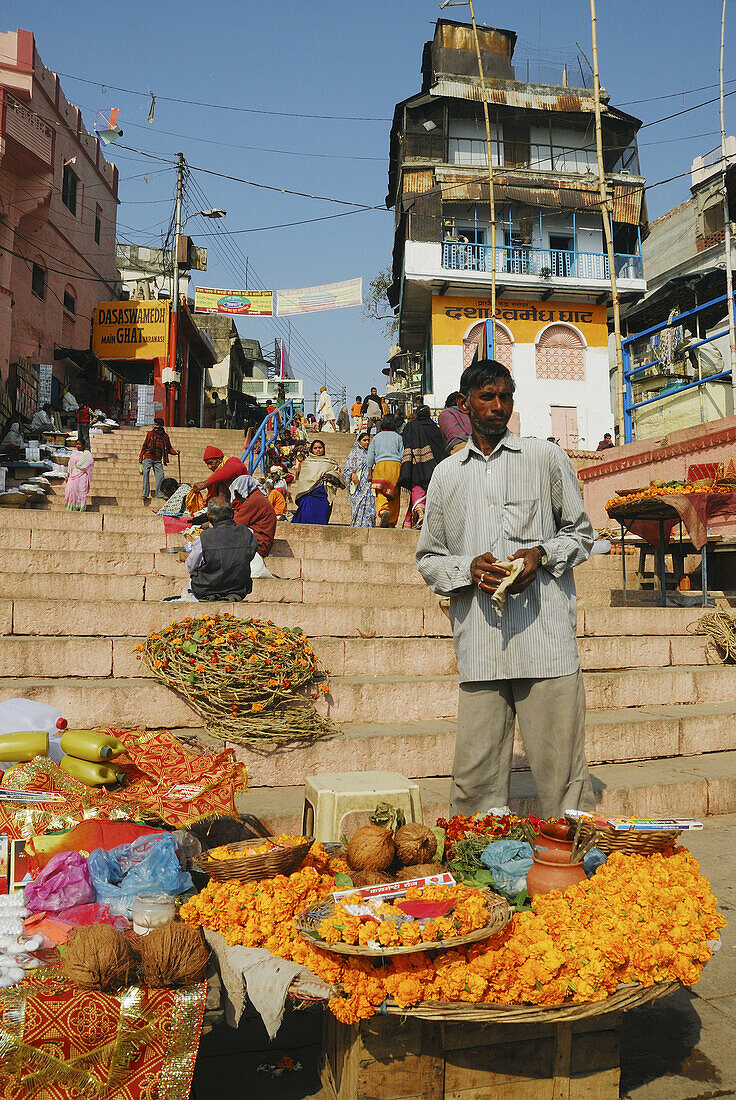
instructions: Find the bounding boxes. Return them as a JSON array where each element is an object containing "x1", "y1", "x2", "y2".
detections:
[
  {"x1": 467, "y1": 0, "x2": 497, "y2": 337},
  {"x1": 590, "y1": 0, "x2": 626, "y2": 440}
]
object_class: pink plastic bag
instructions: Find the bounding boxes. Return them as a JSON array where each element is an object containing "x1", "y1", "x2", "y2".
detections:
[{"x1": 25, "y1": 850, "x2": 95, "y2": 913}]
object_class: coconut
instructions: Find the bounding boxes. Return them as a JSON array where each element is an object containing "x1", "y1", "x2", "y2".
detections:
[
  {"x1": 346, "y1": 825, "x2": 395, "y2": 872},
  {"x1": 394, "y1": 823, "x2": 438, "y2": 867},
  {"x1": 352, "y1": 869, "x2": 393, "y2": 888},
  {"x1": 395, "y1": 863, "x2": 445, "y2": 881}
]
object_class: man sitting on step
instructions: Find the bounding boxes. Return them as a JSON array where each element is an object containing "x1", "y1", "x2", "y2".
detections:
[
  {"x1": 172, "y1": 497, "x2": 257, "y2": 603},
  {"x1": 417, "y1": 358, "x2": 595, "y2": 821},
  {"x1": 185, "y1": 445, "x2": 247, "y2": 515}
]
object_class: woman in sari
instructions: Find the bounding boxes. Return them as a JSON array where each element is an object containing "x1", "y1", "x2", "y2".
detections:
[
  {"x1": 291, "y1": 439, "x2": 344, "y2": 525},
  {"x1": 366, "y1": 414, "x2": 404, "y2": 528},
  {"x1": 343, "y1": 432, "x2": 376, "y2": 528},
  {"x1": 0, "y1": 420, "x2": 24, "y2": 456},
  {"x1": 64, "y1": 438, "x2": 94, "y2": 512},
  {"x1": 398, "y1": 405, "x2": 446, "y2": 529}
]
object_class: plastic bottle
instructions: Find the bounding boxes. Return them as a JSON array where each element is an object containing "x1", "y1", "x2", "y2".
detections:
[
  {"x1": 0, "y1": 700, "x2": 67, "y2": 737},
  {"x1": 0, "y1": 731, "x2": 48, "y2": 763},
  {"x1": 59, "y1": 756, "x2": 124, "y2": 787},
  {"x1": 60, "y1": 731, "x2": 126, "y2": 762}
]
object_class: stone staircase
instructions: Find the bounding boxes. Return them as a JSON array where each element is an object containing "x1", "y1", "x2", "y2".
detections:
[{"x1": 1, "y1": 426, "x2": 735, "y2": 830}]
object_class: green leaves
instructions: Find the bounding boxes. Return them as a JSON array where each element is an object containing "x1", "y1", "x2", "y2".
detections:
[
  {"x1": 182, "y1": 640, "x2": 199, "y2": 656},
  {"x1": 334, "y1": 873, "x2": 354, "y2": 890}
]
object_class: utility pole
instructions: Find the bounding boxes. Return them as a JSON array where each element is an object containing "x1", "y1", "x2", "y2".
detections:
[
  {"x1": 590, "y1": 0, "x2": 626, "y2": 440},
  {"x1": 719, "y1": 0, "x2": 736, "y2": 410},
  {"x1": 440, "y1": 0, "x2": 497, "y2": 344},
  {"x1": 168, "y1": 152, "x2": 185, "y2": 426}
]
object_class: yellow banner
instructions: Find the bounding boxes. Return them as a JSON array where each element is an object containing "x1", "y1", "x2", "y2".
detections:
[
  {"x1": 92, "y1": 301, "x2": 170, "y2": 360},
  {"x1": 193, "y1": 287, "x2": 273, "y2": 315},
  {"x1": 432, "y1": 296, "x2": 608, "y2": 348}
]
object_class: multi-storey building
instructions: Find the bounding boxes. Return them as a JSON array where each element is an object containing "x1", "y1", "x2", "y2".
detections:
[
  {"x1": 386, "y1": 19, "x2": 648, "y2": 447},
  {"x1": 0, "y1": 28, "x2": 119, "y2": 417}
]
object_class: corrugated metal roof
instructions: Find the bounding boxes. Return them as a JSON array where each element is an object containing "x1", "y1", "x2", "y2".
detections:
[
  {"x1": 403, "y1": 169, "x2": 435, "y2": 194},
  {"x1": 612, "y1": 182, "x2": 643, "y2": 225},
  {"x1": 431, "y1": 76, "x2": 596, "y2": 114}
]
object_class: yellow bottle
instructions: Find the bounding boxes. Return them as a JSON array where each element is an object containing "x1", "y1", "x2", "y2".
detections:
[
  {"x1": 60, "y1": 756, "x2": 124, "y2": 787},
  {"x1": 0, "y1": 731, "x2": 48, "y2": 761},
  {"x1": 60, "y1": 730, "x2": 126, "y2": 762}
]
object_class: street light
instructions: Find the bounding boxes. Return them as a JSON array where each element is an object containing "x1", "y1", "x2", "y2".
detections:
[{"x1": 182, "y1": 208, "x2": 227, "y2": 226}]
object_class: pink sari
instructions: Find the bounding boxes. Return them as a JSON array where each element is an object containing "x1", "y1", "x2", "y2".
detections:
[{"x1": 64, "y1": 450, "x2": 94, "y2": 511}]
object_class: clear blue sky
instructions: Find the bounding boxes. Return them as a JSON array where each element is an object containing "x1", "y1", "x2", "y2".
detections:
[{"x1": 23, "y1": 0, "x2": 736, "y2": 405}]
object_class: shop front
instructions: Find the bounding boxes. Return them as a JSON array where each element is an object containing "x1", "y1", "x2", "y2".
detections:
[{"x1": 429, "y1": 294, "x2": 611, "y2": 450}]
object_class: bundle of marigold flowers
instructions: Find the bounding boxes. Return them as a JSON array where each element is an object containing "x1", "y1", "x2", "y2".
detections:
[
  {"x1": 437, "y1": 812, "x2": 547, "y2": 859},
  {"x1": 317, "y1": 884, "x2": 490, "y2": 949},
  {"x1": 182, "y1": 846, "x2": 724, "y2": 1025},
  {"x1": 606, "y1": 483, "x2": 735, "y2": 511},
  {"x1": 136, "y1": 613, "x2": 336, "y2": 743},
  {"x1": 207, "y1": 834, "x2": 307, "y2": 860}
]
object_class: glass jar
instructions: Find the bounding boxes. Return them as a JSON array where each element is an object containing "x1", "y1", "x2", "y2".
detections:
[{"x1": 132, "y1": 893, "x2": 176, "y2": 936}]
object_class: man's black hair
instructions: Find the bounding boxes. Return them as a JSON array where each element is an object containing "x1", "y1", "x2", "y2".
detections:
[
  {"x1": 444, "y1": 391, "x2": 459, "y2": 408},
  {"x1": 380, "y1": 414, "x2": 398, "y2": 433},
  {"x1": 459, "y1": 359, "x2": 515, "y2": 397},
  {"x1": 160, "y1": 477, "x2": 179, "y2": 497}
]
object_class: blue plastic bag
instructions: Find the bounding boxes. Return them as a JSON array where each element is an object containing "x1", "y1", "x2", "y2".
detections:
[
  {"x1": 87, "y1": 834, "x2": 193, "y2": 918},
  {"x1": 480, "y1": 839, "x2": 534, "y2": 897}
]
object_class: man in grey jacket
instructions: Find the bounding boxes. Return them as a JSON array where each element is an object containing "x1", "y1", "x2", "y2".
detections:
[
  {"x1": 416, "y1": 359, "x2": 595, "y2": 819},
  {"x1": 186, "y1": 498, "x2": 257, "y2": 602}
]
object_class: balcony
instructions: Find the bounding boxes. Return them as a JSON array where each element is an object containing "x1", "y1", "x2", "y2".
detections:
[{"x1": 442, "y1": 241, "x2": 643, "y2": 281}]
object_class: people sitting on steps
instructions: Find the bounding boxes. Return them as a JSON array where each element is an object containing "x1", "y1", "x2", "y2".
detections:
[
  {"x1": 166, "y1": 497, "x2": 257, "y2": 603},
  {"x1": 185, "y1": 445, "x2": 247, "y2": 515},
  {"x1": 29, "y1": 403, "x2": 55, "y2": 438},
  {"x1": 157, "y1": 477, "x2": 192, "y2": 516},
  {"x1": 229, "y1": 474, "x2": 278, "y2": 559}
]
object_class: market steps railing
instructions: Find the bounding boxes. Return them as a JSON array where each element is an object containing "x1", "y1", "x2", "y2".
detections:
[{"x1": 241, "y1": 399, "x2": 296, "y2": 474}]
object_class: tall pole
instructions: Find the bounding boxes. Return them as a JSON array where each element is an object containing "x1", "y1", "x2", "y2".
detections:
[
  {"x1": 169, "y1": 152, "x2": 185, "y2": 426},
  {"x1": 590, "y1": 0, "x2": 626, "y2": 440},
  {"x1": 468, "y1": 0, "x2": 497, "y2": 336},
  {"x1": 719, "y1": 0, "x2": 736, "y2": 410}
]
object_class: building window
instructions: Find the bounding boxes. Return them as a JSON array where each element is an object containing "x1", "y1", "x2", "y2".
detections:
[
  {"x1": 63, "y1": 288, "x2": 76, "y2": 315},
  {"x1": 31, "y1": 262, "x2": 46, "y2": 301},
  {"x1": 62, "y1": 164, "x2": 78, "y2": 215},
  {"x1": 94, "y1": 205, "x2": 102, "y2": 244},
  {"x1": 535, "y1": 323, "x2": 586, "y2": 381},
  {"x1": 463, "y1": 321, "x2": 513, "y2": 374}
]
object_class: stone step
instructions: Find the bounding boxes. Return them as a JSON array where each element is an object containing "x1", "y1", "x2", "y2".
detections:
[
  {"x1": 241, "y1": 749, "x2": 736, "y2": 831},
  {"x1": 0, "y1": 631, "x2": 712, "y2": 684},
  {"x1": 0, "y1": 664, "x2": 731, "y2": 729}
]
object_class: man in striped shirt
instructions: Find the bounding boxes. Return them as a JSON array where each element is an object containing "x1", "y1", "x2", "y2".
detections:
[{"x1": 416, "y1": 359, "x2": 595, "y2": 819}]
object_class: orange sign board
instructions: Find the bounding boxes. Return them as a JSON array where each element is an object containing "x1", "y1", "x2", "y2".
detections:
[
  {"x1": 432, "y1": 296, "x2": 608, "y2": 348},
  {"x1": 92, "y1": 301, "x2": 170, "y2": 360}
]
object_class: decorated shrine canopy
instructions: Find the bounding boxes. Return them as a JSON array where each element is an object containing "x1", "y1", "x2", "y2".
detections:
[{"x1": 193, "y1": 277, "x2": 362, "y2": 316}]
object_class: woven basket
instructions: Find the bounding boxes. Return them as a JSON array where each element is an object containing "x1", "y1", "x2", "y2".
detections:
[
  {"x1": 380, "y1": 980, "x2": 678, "y2": 1023},
  {"x1": 565, "y1": 815, "x2": 681, "y2": 855},
  {"x1": 295, "y1": 887, "x2": 510, "y2": 958},
  {"x1": 194, "y1": 836, "x2": 313, "y2": 882}
]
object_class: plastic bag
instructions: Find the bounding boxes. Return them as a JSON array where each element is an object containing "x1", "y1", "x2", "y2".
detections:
[
  {"x1": 87, "y1": 835, "x2": 193, "y2": 918},
  {"x1": 480, "y1": 839, "x2": 534, "y2": 897},
  {"x1": 25, "y1": 851, "x2": 95, "y2": 913}
]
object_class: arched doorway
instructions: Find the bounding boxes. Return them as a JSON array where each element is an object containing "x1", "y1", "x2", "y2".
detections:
[{"x1": 462, "y1": 321, "x2": 520, "y2": 434}]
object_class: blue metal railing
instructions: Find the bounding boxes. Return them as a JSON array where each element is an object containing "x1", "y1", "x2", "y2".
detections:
[
  {"x1": 240, "y1": 399, "x2": 297, "y2": 474},
  {"x1": 441, "y1": 241, "x2": 643, "y2": 281},
  {"x1": 622, "y1": 293, "x2": 736, "y2": 443}
]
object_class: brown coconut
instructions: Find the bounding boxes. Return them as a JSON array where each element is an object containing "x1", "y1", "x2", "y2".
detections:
[
  {"x1": 351, "y1": 869, "x2": 394, "y2": 888},
  {"x1": 61, "y1": 925, "x2": 138, "y2": 991},
  {"x1": 394, "y1": 823, "x2": 438, "y2": 867},
  {"x1": 346, "y1": 825, "x2": 395, "y2": 872},
  {"x1": 138, "y1": 922, "x2": 209, "y2": 988},
  {"x1": 395, "y1": 863, "x2": 445, "y2": 881}
]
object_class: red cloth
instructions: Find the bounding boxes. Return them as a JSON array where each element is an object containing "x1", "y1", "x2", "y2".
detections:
[
  {"x1": 205, "y1": 455, "x2": 247, "y2": 498},
  {"x1": 25, "y1": 819, "x2": 164, "y2": 873},
  {"x1": 139, "y1": 428, "x2": 174, "y2": 464},
  {"x1": 76, "y1": 406, "x2": 90, "y2": 425},
  {"x1": 233, "y1": 491, "x2": 277, "y2": 556},
  {"x1": 162, "y1": 515, "x2": 192, "y2": 534},
  {"x1": 687, "y1": 462, "x2": 724, "y2": 481}
]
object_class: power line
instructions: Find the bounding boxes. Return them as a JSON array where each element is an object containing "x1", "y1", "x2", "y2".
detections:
[
  {"x1": 641, "y1": 86, "x2": 736, "y2": 128},
  {"x1": 193, "y1": 207, "x2": 384, "y2": 236},
  {"x1": 54, "y1": 70, "x2": 392, "y2": 122},
  {"x1": 618, "y1": 77, "x2": 736, "y2": 107}
]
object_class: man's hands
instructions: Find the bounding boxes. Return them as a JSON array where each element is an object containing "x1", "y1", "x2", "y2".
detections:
[
  {"x1": 192, "y1": 480, "x2": 208, "y2": 493},
  {"x1": 471, "y1": 548, "x2": 543, "y2": 594}
]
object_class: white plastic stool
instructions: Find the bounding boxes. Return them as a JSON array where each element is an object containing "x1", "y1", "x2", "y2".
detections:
[{"x1": 302, "y1": 771, "x2": 423, "y2": 842}]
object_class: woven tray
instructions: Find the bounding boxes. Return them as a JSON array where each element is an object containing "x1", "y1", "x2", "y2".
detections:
[
  {"x1": 194, "y1": 836, "x2": 313, "y2": 882},
  {"x1": 295, "y1": 887, "x2": 510, "y2": 957},
  {"x1": 565, "y1": 815, "x2": 681, "y2": 855},
  {"x1": 380, "y1": 980, "x2": 678, "y2": 1023}
]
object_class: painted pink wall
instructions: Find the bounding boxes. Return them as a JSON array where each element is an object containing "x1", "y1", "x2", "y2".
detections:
[
  {"x1": 0, "y1": 29, "x2": 119, "y2": 394},
  {"x1": 578, "y1": 415, "x2": 736, "y2": 531}
]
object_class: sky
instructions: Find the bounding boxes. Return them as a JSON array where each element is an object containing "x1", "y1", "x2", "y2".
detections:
[{"x1": 22, "y1": 0, "x2": 736, "y2": 406}]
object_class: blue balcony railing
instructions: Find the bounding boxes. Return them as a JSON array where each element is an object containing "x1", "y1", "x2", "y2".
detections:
[{"x1": 441, "y1": 241, "x2": 643, "y2": 281}]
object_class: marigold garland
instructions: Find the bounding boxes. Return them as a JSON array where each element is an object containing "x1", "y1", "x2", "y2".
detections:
[
  {"x1": 606, "y1": 484, "x2": 735, "y2": 511},
  {"x1": 136, "y1": 614, "x2": 337, "y2": 744},
  {"x1": 181, "y1": 846, "x2": 725, "y2": 1024}
]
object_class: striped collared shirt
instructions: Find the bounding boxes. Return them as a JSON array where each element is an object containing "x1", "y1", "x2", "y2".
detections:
[{"x1": 416, "y1": 432, "x2": 594, "y2": 682}]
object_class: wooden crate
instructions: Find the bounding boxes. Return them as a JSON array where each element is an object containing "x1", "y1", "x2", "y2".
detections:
[{"x1": 321, "y1": 1011, "x2": 620, "y2": 1100}]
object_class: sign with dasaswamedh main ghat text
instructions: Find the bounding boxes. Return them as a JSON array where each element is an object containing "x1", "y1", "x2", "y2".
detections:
[
  {"x1": 432, "y1": 296, "x2": 608, "y2": 348},
  {"x1": 92, "y1": 301, "x2": 170, "y2": 360}
]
